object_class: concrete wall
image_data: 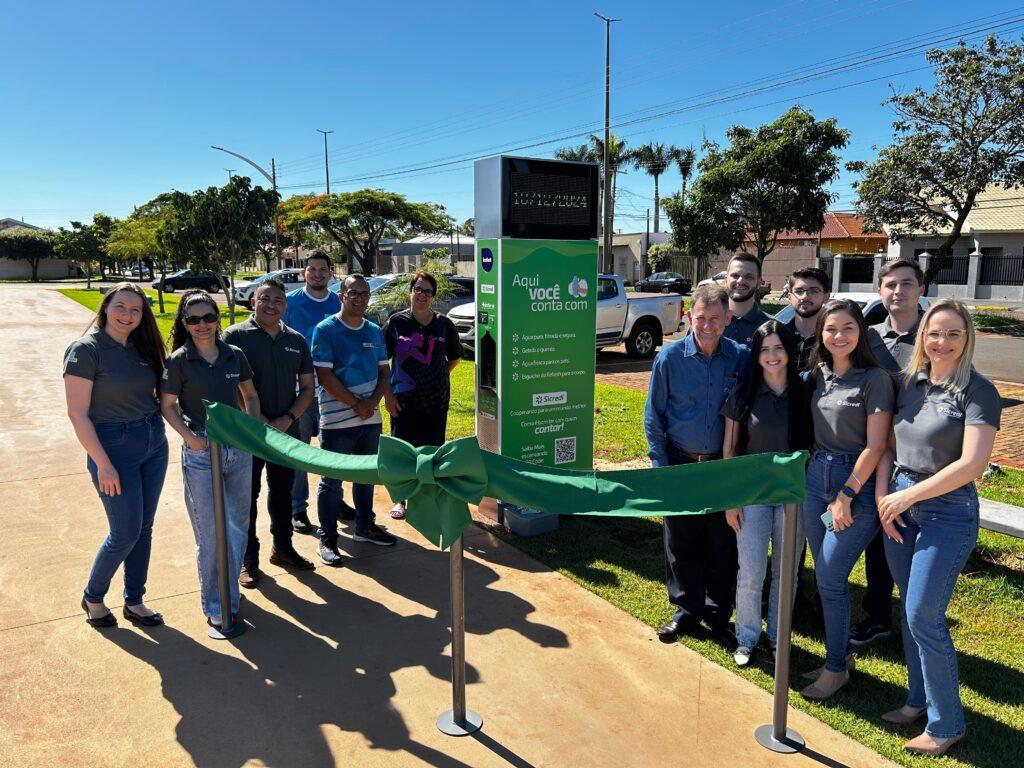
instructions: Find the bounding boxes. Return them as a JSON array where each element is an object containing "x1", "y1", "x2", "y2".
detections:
[{"x1": 0, "y1": 258, "x2": 78, "y2": 280}]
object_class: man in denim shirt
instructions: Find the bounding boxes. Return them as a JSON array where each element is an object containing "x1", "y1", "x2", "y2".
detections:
[{"x1": 645, "y1": 283, "x2": 749, "y2": 642}]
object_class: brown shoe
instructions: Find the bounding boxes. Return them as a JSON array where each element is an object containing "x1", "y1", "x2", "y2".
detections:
[
  {"x1": 800, "y1": 669, "x2": 849, "y2": 700},
  {"x1": 882, "y1": 706, "x2": 927, "y2": 725},
  {"x1": 904, "y1": 732, "x2": 962, "y2": 756},
  {"x1": 238, "y1": 562, "x2": 261, "y2": 589},
  {"x1": 269, "y1": 546, "x2": 315, "y2": 571}
]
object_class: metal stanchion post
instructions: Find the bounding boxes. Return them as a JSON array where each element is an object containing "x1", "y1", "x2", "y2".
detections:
[
  {"x1": 436, "y1": 534, "x2": 482, "y2": 736},
  {"x1": 755, "y1": 502, "x2": 805, "y2": 753},
  {"x1": 208, "y1": 441, "x2": 247, "y2": 640}
]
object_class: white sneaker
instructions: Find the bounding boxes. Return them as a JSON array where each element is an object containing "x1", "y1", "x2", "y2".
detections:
[{"x1": 733, "y1": 646, "x2": 753, "y2": 667}]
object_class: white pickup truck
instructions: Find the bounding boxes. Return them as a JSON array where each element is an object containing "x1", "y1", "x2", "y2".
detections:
[{"x1": 449, "y1": 274, "x2": 683, "y2": 359}]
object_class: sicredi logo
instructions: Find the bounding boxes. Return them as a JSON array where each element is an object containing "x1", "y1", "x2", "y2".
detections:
[{"x1": 481, "y1": 248, "x2": 494, "y2": 272}]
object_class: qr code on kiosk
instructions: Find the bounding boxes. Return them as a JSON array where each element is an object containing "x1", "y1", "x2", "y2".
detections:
[{"x1": 554, "y1": 436, "x2": 576, "y2": 465}]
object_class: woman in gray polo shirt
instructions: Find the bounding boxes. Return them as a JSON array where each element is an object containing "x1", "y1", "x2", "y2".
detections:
[
  {"x1": 63, "y1": 283, "x2": 169, "y2": 628},
  {"x1": 874, "y1": 299, "x2": 1000, "y2": 757},
  {"x1": 159, "y1": 290, "x2": 261, "y2": 630},
  {"x1": 800, "y1": 299, "x2": 894, "y2": 700}
]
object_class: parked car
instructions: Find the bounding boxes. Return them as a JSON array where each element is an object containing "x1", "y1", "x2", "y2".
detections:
[
  {"x1": 697, "y1": 270, "x2": 772, "y2": 299},
  {"x1": 365, "y1": 275, "x2": 475, "y2": 325},
  {"x1": 450, "y1": 274, "x2": 682, "y2": 360},
  {"x1": 151, "y1": 269, "x2": 227, "y2": 293},
  {"x1": 773, "y1": 292, "x2": 930, "y2": 326},
  {"x1": 634, "y1": 271, "x2": 692, "y2": 295},
  {"x1": 234, "y1": 268, "x2": 339, "y2": 308}
]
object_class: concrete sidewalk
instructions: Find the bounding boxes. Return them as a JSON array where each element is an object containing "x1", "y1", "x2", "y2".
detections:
[{"x1": 0, "y1": 284, "x2": 896, "y2": 768}]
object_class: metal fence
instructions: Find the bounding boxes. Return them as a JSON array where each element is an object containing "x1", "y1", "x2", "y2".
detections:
[
  {"x1": 840, "y1": 256, "x2": 874, "y2": 284},
  {"x1": 818, "y1": 254, "x2": 834, "y2": 283},
  {"x1": 980, "y1": 253, "x2": 1024, "y2": 286},
  {"x1": 933, "y1": 255, "x2": 969, "y2": 285}
]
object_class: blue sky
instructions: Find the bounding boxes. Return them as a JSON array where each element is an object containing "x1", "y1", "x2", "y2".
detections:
[{"x1": 4, "y1": 0, "x2": 1024, "y2": 232}]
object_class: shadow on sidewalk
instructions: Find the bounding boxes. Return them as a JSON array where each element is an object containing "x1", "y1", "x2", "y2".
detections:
[{"x1": 103, "y1": 548, "x2": 565, "y2": 768}]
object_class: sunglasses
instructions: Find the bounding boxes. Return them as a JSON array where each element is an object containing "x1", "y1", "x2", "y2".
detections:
[{"x1": 184, "y1": 312, "x2": 219, "y2": 326}]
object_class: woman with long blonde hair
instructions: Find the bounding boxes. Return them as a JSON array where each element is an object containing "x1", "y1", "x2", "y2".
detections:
[
  {"x1": 875, "y1": 298, "x2": 1001, "y2": 757},
  {"x1": 63, "y1": 283, "x2": 168, "y2": 628}
]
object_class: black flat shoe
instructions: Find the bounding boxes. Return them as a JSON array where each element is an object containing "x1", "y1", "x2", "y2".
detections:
[
  {"x1": 123, "y1": 606, "x2": 164, "y2": 627},
  {"x1": 81, "y1": 597, "x2": 117, "y2": 628}
]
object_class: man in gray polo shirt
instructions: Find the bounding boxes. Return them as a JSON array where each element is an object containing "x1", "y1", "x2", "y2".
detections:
[
  {"x1": 855, "y1": 257, "x2": 925, "y2": 646},
  {"x1": 722, "y1": 254, "x2": 770, "y2": 348},
  {"x1": 223, "y1": 277, "x2": 316, "y2": 586}
]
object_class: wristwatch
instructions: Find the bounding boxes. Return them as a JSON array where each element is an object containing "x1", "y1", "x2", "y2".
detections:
[{"x1": 839, "y1": 485, "x2": 857, "y2": 499}]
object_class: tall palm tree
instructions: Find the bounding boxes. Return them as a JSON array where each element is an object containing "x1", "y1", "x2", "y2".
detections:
[
  {"x1": 555, "y1": 134, "x2": 632, "y2": 270},
  {"x1": 673, "y1": 146, "x2": 697, "y2": 196},
  {"x1": 632, "y1": 142, "x2": 680, "y2": 233}
]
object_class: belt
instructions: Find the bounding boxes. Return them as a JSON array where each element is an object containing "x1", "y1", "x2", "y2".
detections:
[{"x1": 679, "y1": 449, "x2": 722, "y2": 462}]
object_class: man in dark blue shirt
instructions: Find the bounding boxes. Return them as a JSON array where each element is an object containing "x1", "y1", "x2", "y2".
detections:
[{"x1": 645, "y1": 283, "x2": 749, "y2": 642}]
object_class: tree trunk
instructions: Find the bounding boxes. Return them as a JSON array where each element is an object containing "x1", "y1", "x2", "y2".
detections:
[{"x1": 653, "y1": 174, "x2": 661, "y2": 233}]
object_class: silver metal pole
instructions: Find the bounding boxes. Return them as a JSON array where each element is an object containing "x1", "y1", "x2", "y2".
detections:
[
  {"x1": 208, "y1": 441, "x2": 247, "y2": 640},
  {"x1": 755, "y1": 502, "x2": 804, "y2": 752},
  {"x1": 436, "y1": 534, "x2": 482, "y2": 736}
]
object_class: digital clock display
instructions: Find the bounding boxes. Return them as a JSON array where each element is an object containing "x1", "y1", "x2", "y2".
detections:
[{"x1": 509, "y1": 172, "x2": 593, "y2": 227}]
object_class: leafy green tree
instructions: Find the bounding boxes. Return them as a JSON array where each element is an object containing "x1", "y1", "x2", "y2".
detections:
[
  {"x1": 849, "y1": 35, "x2": 1024, "y2": 286},
  {"x1": 158, "y1": 176, "x2": 278, "y2": 321},
  {"x1": 675, "y1": 106, "x2": 848, "y2": 265},
  {"x1": 646, "y1": 243, "x2": 673, "y2": 273},
  {"x1": 279, "y1": 189, "x2": 448, "y2": 276},
  {"x1": 0, "y1": 227, "x2": 54, "y2": 282},
  {"x1": 632, "y1": 142, "x2": 680, "y2": 233}
]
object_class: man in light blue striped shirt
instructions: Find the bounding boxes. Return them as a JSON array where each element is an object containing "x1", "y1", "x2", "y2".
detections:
[{"x1": 311, "y1": 275, "x2": 398, "y2": 565}]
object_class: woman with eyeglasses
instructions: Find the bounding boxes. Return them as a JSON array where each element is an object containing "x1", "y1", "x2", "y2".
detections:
[
  {"x1": 874, "y1": 299, "x2": 1000, "y2": 757},
  {"x1": 159, "y1": 290, "x2": 261, "y2": 630},
  {"x1": 381, "y1": 272, "x2": 462, "y2": 519},
  {"x1": 64, "y1": 283, "x2": 168, "y2": 628},
  {"x1": 800, "y1": 298, "x2": 894, "y2": 700}
]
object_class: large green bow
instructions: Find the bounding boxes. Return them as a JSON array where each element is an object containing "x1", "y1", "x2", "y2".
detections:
[
  {"x1": 203, "y1": 401, "x2": 808, "y2": 550},
  {"x1": 377, "y1": 436, "x2": 487, "y2": 548}
]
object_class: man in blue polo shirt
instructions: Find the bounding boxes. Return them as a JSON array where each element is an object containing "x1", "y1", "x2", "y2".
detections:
[
  {"x1": 645, "y1": 283, "x2": 749, "y2": 642},
  {"x1": 282, "y1": 251, "x2": 345, "y2": 534},
  {"x1": 311, "y1": 274, "x2": 399, "y2": 566}
]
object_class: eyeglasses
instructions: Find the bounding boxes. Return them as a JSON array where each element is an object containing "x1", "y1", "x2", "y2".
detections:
[
  {"x1": 792, "y1": 288, "x2": 824, "y2": 297},
  {"x1": 345, "y1": 290, "x2": 371, "y2": 300},
  {"x1": 925, "y1": 330, "x2": 965, "y2": 342},
  {"x1": 412, "y1": 286, "x2": 435, "y2": 296},
  {"x1": 184, "y1": 313, "x2": 219, "y2": 326}
]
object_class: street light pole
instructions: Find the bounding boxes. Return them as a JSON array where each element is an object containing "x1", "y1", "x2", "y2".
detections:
[
  {"x1": 595, "y1": 12, "x2": 620, "y2": 274},
  {"x1": 317, "y1": 129, "x2": 334, "y2": 194},
  {"x1": 210, "y1": 146, "x2": 283, "y2": 266}
]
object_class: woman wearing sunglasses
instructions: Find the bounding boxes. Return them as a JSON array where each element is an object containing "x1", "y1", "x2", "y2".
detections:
[
  {"x1": 159, "y1": 290, "x2": 261, "y2": 630},
  {"x1": 874, "y1": 299, "x2": 1000, "y2": 757}
]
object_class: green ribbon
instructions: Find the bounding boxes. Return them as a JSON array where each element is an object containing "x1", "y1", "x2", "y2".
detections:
[{"x1": 204, "y1": 401, "x2": 808, "y2": 549}]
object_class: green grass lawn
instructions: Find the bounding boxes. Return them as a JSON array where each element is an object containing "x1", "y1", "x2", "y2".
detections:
[{"x1": 58, "y1": 286, "x2": 1023, "y2": 766}]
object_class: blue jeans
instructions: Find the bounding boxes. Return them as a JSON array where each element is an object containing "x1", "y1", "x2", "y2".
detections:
[
  {"x1": 84, "y1": 413, "x2": 169, "y2": 604},
  {"x1": 290, "y1": 402, "x2": 320, "y2": 519},
  {"x1": 735, "y1": 503, "x2": 802, "y2": 649},
  {"x1": 802, "y1": 451, "x2": 881, "y2": 673},
  {"x1": 885, "y1": 469, "x2": 978, "y2": 739},
  {"x1": 317, "y1": 424, "x2": 381, "y2": 545},
  {"x1": 181, "y1": 440, "x2": 252, "y2": 620}
]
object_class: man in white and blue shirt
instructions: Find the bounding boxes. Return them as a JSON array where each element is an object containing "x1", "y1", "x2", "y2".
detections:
[
  {"x1": 311, "y1": 274, "x2": 397, "y2": 564},
  {"x1": 282, "y1": 252, "x2": 342, "y2": 533}
]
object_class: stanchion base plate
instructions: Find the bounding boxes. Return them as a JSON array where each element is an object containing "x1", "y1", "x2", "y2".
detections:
[
  {"x1": 208, "y1": 621, "x2": 248, "y2": 640},
  {"x1": 436, "y1": 709, "x2": 483, "y2": 737},
  {"x1": 754, "y1": 724, "x2": 804, "y2": 753}
]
